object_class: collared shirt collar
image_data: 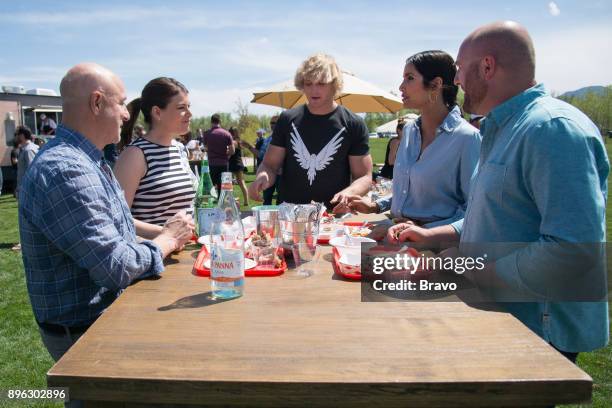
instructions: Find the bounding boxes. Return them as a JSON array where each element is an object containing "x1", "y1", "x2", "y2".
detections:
[
  {"x1": 439, "y1": 105, "x2": 464, "y2": 132},
  {"x1": 56, "y1": 124, "x2": 103, "y2": 163},
  {"x1": 486, "y1": 83, "x2": 547, "y2": 130},
  {"x1": 415, "y1": 105, "x2": 464, "y2": 134}
]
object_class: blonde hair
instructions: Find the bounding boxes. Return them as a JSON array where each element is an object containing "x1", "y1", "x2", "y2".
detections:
[{"x1": 294, "y1": 53, "x2": 344, "y2": 98}]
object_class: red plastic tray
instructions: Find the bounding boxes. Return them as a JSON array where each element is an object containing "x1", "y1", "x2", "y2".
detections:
[
  {"x1": 193, "y1": 245, "x2": 286, "y2": 277},
  {"x1": 332, "y1": 246, "x2": 361, "y2": 280}
]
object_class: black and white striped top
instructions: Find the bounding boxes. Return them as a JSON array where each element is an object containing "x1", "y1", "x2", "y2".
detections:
[{"x1": 130, "y1": 138, "x2": 196, "y2": 226}]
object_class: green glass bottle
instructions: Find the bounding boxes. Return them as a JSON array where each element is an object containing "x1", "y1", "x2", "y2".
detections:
[{"x1": 195, "y1": 152, "x2": 217, "y2": 237}]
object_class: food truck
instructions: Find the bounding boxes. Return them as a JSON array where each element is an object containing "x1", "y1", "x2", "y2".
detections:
[{"x1": 0, "y1": 86, "x2": 62, "y2": 192}]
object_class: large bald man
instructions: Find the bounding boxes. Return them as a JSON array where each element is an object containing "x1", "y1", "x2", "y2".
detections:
[
  {"x1": 18, "y1": 64, "x2": 193, "y2": 370},
  {"x1": 389, "y1": 22, "x2": 609, "y2": 362}
]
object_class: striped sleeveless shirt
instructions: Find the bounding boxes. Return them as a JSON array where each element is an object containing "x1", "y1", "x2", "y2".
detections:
[{"x1": 130, "y1": 137, "x2": 196, "y2": 225}]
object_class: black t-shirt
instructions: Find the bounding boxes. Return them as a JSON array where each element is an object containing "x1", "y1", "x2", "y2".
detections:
[{"x1": 271, "y1": 104, "x2": 369, "y2": 207}]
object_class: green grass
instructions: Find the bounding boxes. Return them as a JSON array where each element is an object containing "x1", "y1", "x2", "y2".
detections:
[{"x1": 0, "y1": 137, "x2": 609, "y2": 407}]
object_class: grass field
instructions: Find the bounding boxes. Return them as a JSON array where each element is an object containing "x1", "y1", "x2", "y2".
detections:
[{"x1": 0, "y1": 137, "x2": 610, "y2": 407}]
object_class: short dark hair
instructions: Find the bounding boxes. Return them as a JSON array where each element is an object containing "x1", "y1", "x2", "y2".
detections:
[
  {"x1": 15, "y1": 125, "x2": 33, "y2": 140},
  {"x1": 406, "y1": 50, "x2": 459, "y2": 110},
  {"x1": 211, "y1": 113, "x2": 221, "y2": 124}
]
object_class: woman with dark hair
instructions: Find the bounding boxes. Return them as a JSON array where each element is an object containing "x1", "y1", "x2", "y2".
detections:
[
  {"x1": 114, "y1": 77, "x2": 196, "y2": 239},
  {"x1": 228, "y1": 127, "x2": 249, "y2": 207},
  {"x1": 349, "y1": 50, "x2": 481, "y2": 228},
  {"x1": 376, "y1": 118, "x2": 406, "y2": 180}
]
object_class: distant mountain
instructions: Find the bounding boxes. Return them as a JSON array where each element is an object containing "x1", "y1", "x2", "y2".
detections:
[{"x1": 560, "y1": 86, "x2": 607, "y2": 99}]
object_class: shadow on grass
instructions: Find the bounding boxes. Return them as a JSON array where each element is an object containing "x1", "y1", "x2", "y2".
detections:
[{"x1": 0, "y1": 242, "x2": 20, "y2": 250}]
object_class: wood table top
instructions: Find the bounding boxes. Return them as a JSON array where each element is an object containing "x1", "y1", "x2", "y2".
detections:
[{"x1": 47, "y1": 214, "x2": 592, "y2": 407}]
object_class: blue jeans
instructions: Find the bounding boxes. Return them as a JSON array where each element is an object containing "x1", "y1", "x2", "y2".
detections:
[{"x1": 38, "y1": 327, "x2": 85, "y2": 408}]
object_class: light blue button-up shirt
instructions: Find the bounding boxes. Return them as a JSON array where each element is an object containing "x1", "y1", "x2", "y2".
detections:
[
  {"x1": 377, "y1": 106, "x2": 481, "y2": 227},
  {"x1": 454, "y1": 84, "x2": 609, "y2": 352}
]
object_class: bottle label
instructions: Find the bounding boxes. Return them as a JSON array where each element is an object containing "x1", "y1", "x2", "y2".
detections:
[
  {"x1": 211, "y1": 246, "x2": 244, "y2": 279},
  {"x1": 221, "y1": 182, "x2": 232, "y2": 191},
  {"x1": 197, "y1": 208, "x2": 218, "y2": 236}
]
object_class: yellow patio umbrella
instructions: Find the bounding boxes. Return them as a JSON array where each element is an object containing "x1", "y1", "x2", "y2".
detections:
[{"x1": 250, "y1": 71, "x2": 403, "y2": 113}]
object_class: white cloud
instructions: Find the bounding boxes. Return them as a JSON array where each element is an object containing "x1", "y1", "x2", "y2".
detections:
[
  {"x1": 185, "y1": 86, "x2": 280, "y2": 118},
  {"x1": 0, "y1": 66, "x2": 66, "y2": 89},
  {"x1": 535, "y1": 25, "x2": 612, "y2": 94},
  {"x1": 548, "y1": 2, "x2": 561, "y2": 16}
]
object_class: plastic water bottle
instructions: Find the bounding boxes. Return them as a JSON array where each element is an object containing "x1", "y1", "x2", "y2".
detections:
[{"x1": 209, "y1": 172, "x2": 245, "y2": 299}]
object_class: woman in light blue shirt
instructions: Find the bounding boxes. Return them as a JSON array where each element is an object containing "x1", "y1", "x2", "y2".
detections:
[{"x1": 349, "y1": 50, "x2": 481, "y2": 228}]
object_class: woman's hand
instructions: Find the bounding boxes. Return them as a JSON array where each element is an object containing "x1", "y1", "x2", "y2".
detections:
[{"x1": 387, "y1": 222, "x2": 431, "y2": 243}]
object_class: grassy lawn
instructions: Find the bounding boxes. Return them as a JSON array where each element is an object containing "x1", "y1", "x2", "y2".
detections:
[{"x1": 0, "y1": 136, "x2": 610, "y2": 407}]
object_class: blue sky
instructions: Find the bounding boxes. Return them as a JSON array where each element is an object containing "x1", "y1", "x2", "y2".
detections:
[{"x1": 1, "y1": 0, "x2": 610, "y2": 116}]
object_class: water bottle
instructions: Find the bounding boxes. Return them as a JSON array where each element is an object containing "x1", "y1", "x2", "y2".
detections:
[
  {"x1": 209, "y1": 172, "x2": 245, "y2": 299},
  {"x1": 195, "y1": 152, "x2": 217, "y2": 237}
]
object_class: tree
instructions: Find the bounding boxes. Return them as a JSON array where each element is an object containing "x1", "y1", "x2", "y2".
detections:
[{"x1": 559, "y1": 87, "x2": 612, "y2": 136}]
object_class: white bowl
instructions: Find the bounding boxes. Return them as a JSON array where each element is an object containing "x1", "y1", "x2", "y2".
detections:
[
  {"x1": 329, "y1": 235, "x2": 376, "y2": 248},
  {"x1": 330, "y1": 236, "x2": 376, "y2": 267}
]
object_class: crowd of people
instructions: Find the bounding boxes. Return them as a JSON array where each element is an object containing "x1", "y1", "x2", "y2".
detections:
[{"x1": 7, "y1": 20, "x2": 608, "y2": 407}]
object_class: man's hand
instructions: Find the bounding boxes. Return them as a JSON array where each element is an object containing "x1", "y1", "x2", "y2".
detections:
[
  {"x1": 248, "y1": 173, "x2": 269, "y2": 201},
  {"x1": 387, "y1": 222, "x2": 430, "y2": 243},
  {"x1": 330, "y1": 192, "x2": 352, "y2": 214},
  {"x1": 347, "y1": 195, "x2": 378, "y2": 214}
]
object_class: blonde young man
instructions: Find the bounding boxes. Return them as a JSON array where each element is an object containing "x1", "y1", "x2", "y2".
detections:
[{"x1": 248, "y1": 53, "x2": 373, "y2": 213}]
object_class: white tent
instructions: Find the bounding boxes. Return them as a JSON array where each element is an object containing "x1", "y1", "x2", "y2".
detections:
[{"x1": 375, "y1": 113, "x2": 418, "y2": 135}]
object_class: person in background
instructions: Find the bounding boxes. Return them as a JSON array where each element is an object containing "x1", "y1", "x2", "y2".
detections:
[
  {"x1": 18, "y1": 64, "x2": 193, "y2": 406},
  {"x1": 39, "y1": 113, "x2": 57, "y2": 135},
  {"x1": 15, "y1": 125, "x2": 39, "y2": 199},
  {"x1": 348, "y1": 50, "x2": 481, "y2": 228},
  {"x1": 375, "y1": 119, "x2": 406, "y2": 180},
  {"x1": 114, "y1": 77, "x2": 196, "y2": 238},
  {"x1": 248, "y1": 53, "x2": 372, "y2": 212},
  {"x1": 254, "y1": 129, "x2": 265, "y2": 169},
  {"x1": 243, "y1": 115, "x2": 280, "y2": 205},
  {"x1": 12, "y1": 126, "x2": 40, "y2": 251},
  {"x1": 202, "y1": 113, "x2": 234, "y2": 193},
  {"x1": 102, "y1": 143, "x2": 118, "y2": 167},
  {"x1": 390, "y1": 21, "x2": 609, "y2": 363},
  {"x1": 117, "y1": 121, "x2": 147, "y2": 153},
  {"x1": 184, "y1": 130, "x2": 200, "y2": 160},
  {"x1": 228, "y1": 127, "x2": 249, "y2": 207},
  {"x1": 469, "y1": 114, "x2": 484, "y2": 129},
  {"x1": 134, "y1": 124, "x2": 146, "y2": 138}
]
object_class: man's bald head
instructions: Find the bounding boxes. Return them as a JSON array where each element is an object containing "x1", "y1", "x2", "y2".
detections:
[
  {"x1": 60, "y1": 63, "x2": 121, "y2": 108},
  {"x1": 59, "y1": 63, "x2": 129, "y2": 149},
  {"x1": 462, "y1": 21, "x2": 535, "y2": 80}
]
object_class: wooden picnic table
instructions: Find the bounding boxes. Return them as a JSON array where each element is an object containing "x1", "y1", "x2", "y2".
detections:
[{"x1": 47, "y1": 214, "x2": 592, "y2": 407}]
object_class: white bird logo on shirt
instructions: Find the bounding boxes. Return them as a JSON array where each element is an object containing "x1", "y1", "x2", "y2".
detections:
[{"x1": 290, "y1": 122, "x2": 345, "y2": 185}]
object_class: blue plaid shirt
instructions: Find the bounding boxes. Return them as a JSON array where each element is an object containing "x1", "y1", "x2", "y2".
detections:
[{"x1": 19, "y1": 125, "x2": 164, "y2": 327}]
